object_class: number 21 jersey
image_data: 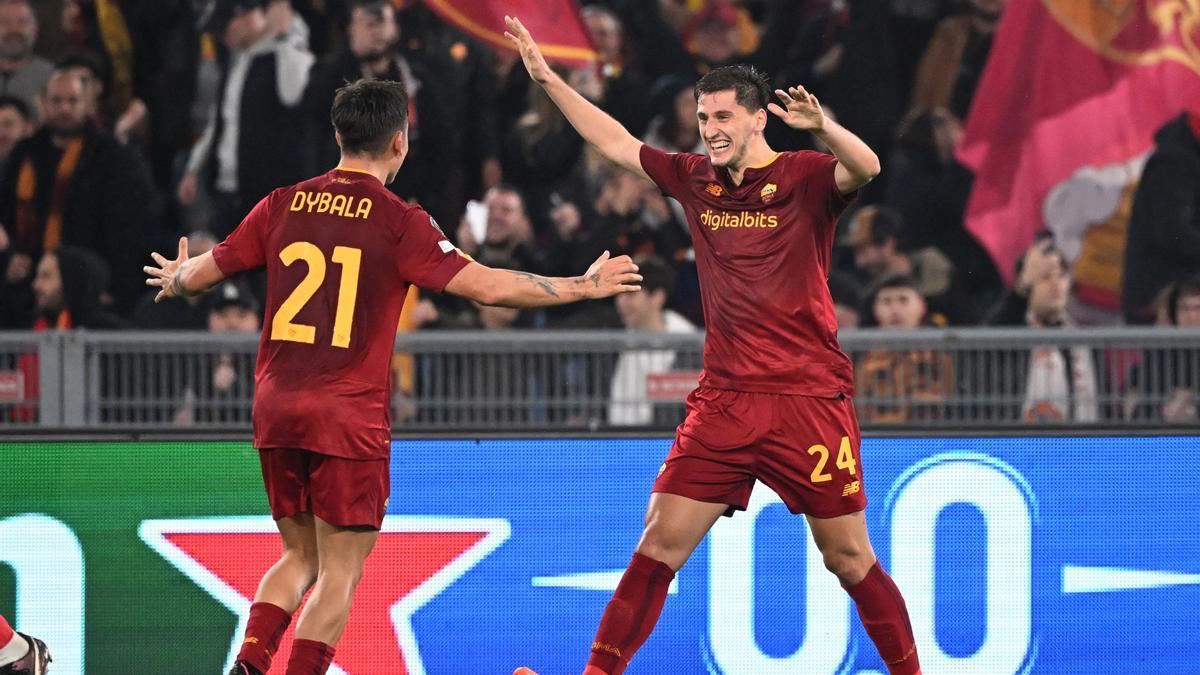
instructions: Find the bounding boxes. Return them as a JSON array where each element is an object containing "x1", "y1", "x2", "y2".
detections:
[{"x1": 212, "y1": 168, "x2": 469, "y2": 459}]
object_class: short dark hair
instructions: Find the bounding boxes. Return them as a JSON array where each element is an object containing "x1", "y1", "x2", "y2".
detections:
[
  {"x1": 0, "y1": 94, "x2": 30, "y2": 121},
  {"x1": 331, "y1": 79, "x2": 408, "y2": 157},
  {"x1": 1166, "y1": 272, "x2": 1200, "y2": 324},
  {"x1": 635, "y1": 255, "x2": 676, "y2": 297},
  {"x1": 874, "y1": 273, "x2": 920, "y2": 296},
  {"x1": 694, "y1": 64, "x2": 771, "y2": 112}
]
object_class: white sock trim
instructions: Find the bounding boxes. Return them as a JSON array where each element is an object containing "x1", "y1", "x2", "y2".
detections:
[{"x1": 0, "y1": 631, "x2": 30, "y2": 667}]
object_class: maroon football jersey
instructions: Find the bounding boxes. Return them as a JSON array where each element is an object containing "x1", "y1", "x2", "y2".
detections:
[
  {"x1": 639, "y1": 145, "x2": 856, "y2": 396},
  {"x1": 212, "y1": 168, "x2": 469, "y2": 459}
]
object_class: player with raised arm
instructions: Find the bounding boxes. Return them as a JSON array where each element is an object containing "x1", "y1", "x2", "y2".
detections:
[
  {"x1": 504, "y1": 16, "x2": 920, "y2": 675},
  {"x1": 144, "y1": 79, "x2": 641, "y2": 675}
]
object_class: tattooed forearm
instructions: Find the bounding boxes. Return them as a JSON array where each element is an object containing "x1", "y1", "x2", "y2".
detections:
[
  {"x1": 168, "y1": 266, "x2": 201, "y2": 298},
  {"x1": 511, "y1": 271, "x2": 560, "y2": 298}
]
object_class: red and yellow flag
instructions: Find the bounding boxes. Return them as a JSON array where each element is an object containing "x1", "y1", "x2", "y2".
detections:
[
  {"x1": 957, "y1": 0, "x2": 1200, "y2": 307},
  {"x1": 423, "y1": 0, "x2": 596, "y2": 67}
]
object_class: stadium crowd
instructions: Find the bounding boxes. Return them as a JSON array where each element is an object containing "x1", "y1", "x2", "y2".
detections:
[{"x1": 0, "y1": 0, "x2": 1196, "y2": 426}]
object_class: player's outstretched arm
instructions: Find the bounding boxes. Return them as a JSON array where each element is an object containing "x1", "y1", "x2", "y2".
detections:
[
  {"x1": 444, "y1": 250, "x2": 641, "y2": 309},
  {"x1": 144, "y1": 236, "x2": 227, "y2": 303},
  {"x1": 767, "y1": 85, "x2": 881, "y2": 194},
  {"x1": 504, "y1": 15, "x2": 649, "y2": 180}
]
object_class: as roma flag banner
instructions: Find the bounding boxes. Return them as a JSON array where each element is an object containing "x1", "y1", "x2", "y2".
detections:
[
  {"x1": 957, "y1": 0, "x2": 1200, "y2": 307},
  {"x1": 423, "y1": 0, "x2": 597, "y2": 67}
]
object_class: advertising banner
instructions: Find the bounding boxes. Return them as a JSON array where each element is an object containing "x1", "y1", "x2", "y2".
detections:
[{"x1": 1, "y1": 437, "x2": 1198, "y2": 674}]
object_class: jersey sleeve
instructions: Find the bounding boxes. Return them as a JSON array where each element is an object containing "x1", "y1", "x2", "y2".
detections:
[
  {"x1": 794, "y1": 151, "x2": 857, "y2": 221},
  {"x1": 211, "y1": 193, "x2": 270, "y2": 276},
  {"x1": 396, "y1": 208, "x2": 471, "y2": 292},
  {"x1": 639, "y1": 144, "x2": 696, "y2": 198}
]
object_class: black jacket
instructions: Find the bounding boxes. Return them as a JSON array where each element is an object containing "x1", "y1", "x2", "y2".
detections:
[
  {"x1": 1122, "y1": 113, "x2": 1200, "y2": 323},
  {"x1": 0, "y1": 125, "x2": 153, "y2": 319}
]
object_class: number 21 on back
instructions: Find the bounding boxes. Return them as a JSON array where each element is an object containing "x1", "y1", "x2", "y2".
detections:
[{"x1": 271, "y1": 241, "x2": 362, "y2": 348}]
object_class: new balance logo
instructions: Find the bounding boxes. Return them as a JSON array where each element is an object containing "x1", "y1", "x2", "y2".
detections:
[{"x1": 842, "y1": 481, "x2": 860, "y2": 497}]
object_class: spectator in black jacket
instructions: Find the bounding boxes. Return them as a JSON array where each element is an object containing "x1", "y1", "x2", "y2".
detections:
[
  {"x1": 29, "y1": 245, "x2": 125, "y2": 330},
  {"x1": 0, "y1": 69, "x2": 153, "y2": 325},
  {"x1": 1123, "y1": 273, "x2": 1200, "y2": 423},
  {"x1": 1122, "y1": 112, "x2": 1200, "y2": 324}
]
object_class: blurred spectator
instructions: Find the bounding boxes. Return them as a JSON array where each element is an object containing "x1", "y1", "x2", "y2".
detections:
[
  {"x1": 29, "y1": 245, "x2": 125, "y2": 329},
  {"x1": 456, "y1": 185, "x2": 539, "y2": 272},
  {"x1": 608, "y1": 256, "x2": 697, "y2": 426},
  {"x1": 782, "y1": 0, "x2": 901, "y2": 174},
  {"x1": 1122, "y1": 112, "x2": 1200, "y2": 324},
  {"x1": 304, "y1": 1, "x2": 409, "y2": 178},
  {"x1": 178, "y1": 0, "x2": 314, "y2": 237},
  {"x1": 910, "y1": 0, "x2": 1005, "y2": 123},
  {"x1": 828, "y1": 271, "x2": 863, "y2": 329},
  {"x1": 304, "y1": 0, "x2": 492, "y2": 214},
  {"x1": 499, "y1": 68, "x2": 586, "y2": 233},
  {"x1": 985, "y1": 240, "x2": 1099, "y2": 422},
  {"x1": 0, "y1": 69, "x2": 153, "y2": 325},
  {"x1": 173, "y1": 279, "x2": 259, "y2": 425},
  {"x1": 388, "y1": 3, "x2": 501, "y2": 227},
  {"x1": 131, "y1": 231, "x2": 218, "y2": 330},
  {"x1": 58, "y1": 1, "x2": 151, "y2": 146},
  {"x1": 884, "y1": 108, "x2": 998, "y2": 300},
  {"x1": 1122, "y1": 274, "x2": 1200, "y2": 423},
  {"x1": 0, "y1": 0, "x2": 53, "y2": 115},
  {"x1": 854, "y1": 274, "x2": 955, "y2": 422},
  {"x1": 55, "y1": 50, "x2": 146, "y2": 146},
  {"x1": 0, "y1": 93, "x2": 32, "y2": 162},
  {"x1": 581, "y1": 3, "x2": 651, "y2": 137},
  {"x1": 642, "y1": 74, "x2": 703, "y2": 154},
  {"x1": 839, "y1": 204, "x2": 975, "y2": 324}
]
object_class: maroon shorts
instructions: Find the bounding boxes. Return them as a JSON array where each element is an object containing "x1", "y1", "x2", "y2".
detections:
[
  {"x1": 258, "y1": 448, "x2": 389, "y2": 529},
  {"x1": 652, "y1": 386, "x2": 867, "y2": 519}
]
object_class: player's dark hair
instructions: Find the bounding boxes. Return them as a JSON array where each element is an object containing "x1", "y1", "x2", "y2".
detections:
[
  {"x1": 694, "y1": 64, "x2": 771, "y2": 112},
  {"x1": 0, "y1": 94, "x2": 30, "y2": 121},
  {"x1": 331, "y1": 79, "x2": 408, "y2": 157},
  {"x1": 635, "y1": 255, "x2": 676, "y2": 298}
]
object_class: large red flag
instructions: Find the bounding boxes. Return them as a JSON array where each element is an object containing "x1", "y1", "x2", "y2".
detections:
[
  {"x1": 957, "y1": 0, "x2": 1200, "y2": 310},
  {"x1": 423, "y1": 0, "x2": 597, "y2": 67}
]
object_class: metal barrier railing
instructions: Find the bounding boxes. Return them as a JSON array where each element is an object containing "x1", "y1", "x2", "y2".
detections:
[{"x1": 1, "y1": 328, "x2": 1197, "y2": 430}]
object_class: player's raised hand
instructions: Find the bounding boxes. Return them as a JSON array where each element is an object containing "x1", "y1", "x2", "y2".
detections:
[
  {"x1": 144, "y1": 236, "x2": 189, "y2": 303},
  {"x1": 583, "y1": 250, "x2": 642, "y2": 299},
  {"x1": 504, "y1": 15, "x2": 553, "y2": 85},
  {"x1": 768, "y1": 85, "x2": 826, "y2": 132}
]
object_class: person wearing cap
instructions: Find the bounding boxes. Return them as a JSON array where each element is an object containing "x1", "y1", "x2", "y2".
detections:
[
  {"x1": 171, "y1": 279, "x2": 261, "y2": 425},
  {"x1": 177, "y1": 0, "x2": 314, "y2": 238},
  {"x1": 838, "y1": 204, "x2": 975, "y2": 324}
]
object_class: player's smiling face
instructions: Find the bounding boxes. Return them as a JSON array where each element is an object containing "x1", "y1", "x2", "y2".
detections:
[{"x1": 697, "y1": 89, "x2": 764, "y2": 169}]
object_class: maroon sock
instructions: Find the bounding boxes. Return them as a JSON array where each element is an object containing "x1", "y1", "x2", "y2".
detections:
[
  {"x1": 844, "y1": 562, "x2": 920, "y2": 675},
  {"x1": 236, "y1": 602, "x2": 292, "y2": 674},
  {"x1": 586, "y1": 552, "x2": 675, "y2": 675},
  {"x1": 285, "y1": 639, "x2": 335, "y2": 675}
]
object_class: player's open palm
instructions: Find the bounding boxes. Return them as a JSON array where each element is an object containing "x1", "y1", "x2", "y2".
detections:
[
  {"x1": 584, "y1": 250, "x2": 642, "y2": 299},
  {"x1": 768, "y1": 85, "x2": 826, "y2": 131},
  {"x1": 504, "y1": 16, "x2": 552, "y2": 85},
  {"x1": 144, "y1": 236, "x2": 189, "y2": 303}
]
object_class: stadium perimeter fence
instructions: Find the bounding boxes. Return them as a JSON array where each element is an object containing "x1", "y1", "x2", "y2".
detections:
[{"x1": 0, "y1": 327, "x2": 1198, "y2": 431}]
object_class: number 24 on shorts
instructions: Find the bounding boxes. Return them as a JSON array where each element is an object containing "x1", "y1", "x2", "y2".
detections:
[{"x1": 807, "y1": 436, "x2": 857, "y2": 483}]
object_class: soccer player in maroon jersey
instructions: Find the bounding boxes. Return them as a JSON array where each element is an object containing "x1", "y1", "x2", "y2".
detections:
[
  {"x1": 144, "y1": 79, "x2": 642, "y2": 675},
  {"x1": 505, "y1": 16, "x2": 921, "y2": 675}
]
